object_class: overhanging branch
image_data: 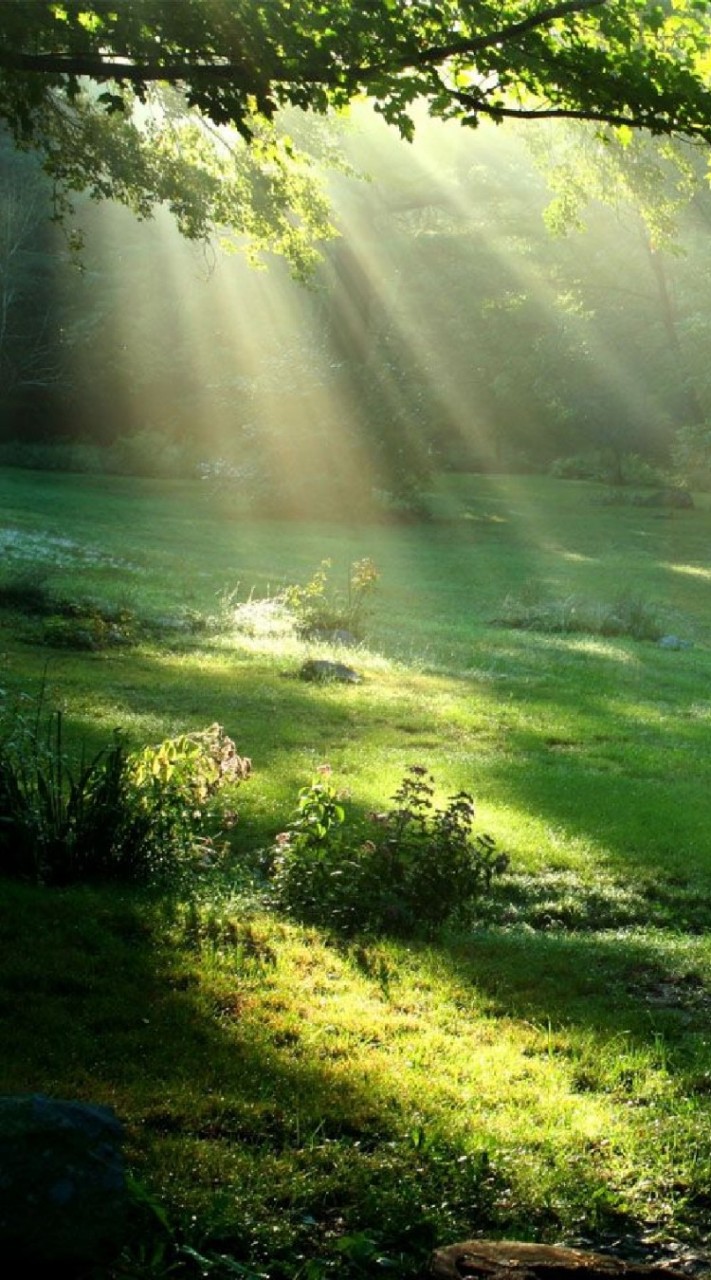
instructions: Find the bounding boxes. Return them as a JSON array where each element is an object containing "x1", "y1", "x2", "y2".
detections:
[
  {"x1": 365, "y1": 0, "x2": 610, "y2": 75},
  {"x1": 0, "y1": 1, "x2": 612, "y2": 90}
]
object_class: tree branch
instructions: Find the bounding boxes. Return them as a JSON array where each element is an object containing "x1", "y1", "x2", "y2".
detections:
[
  {"x1": 450, "y1": 90, "x2": 711, "y2": 141},
  {"x1": 0, "y1": 2, "x2": 611, "y2": 89},
  {"x1": 0, "y1": 49, "x2": 254, "y2": 85},
  {"x1": 366, "y1": 0, "x2": 610, "y2": 74},
  {"x1": 0, "y1": 0, "x2": 707, "y2": 145}
]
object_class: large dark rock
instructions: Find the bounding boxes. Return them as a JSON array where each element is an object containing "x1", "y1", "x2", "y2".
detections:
[
  {"x1": 0, "y1": 1094, "x2": 127, "y2": 1264},
  {"x1": 427, "y1": 1242, "x2": 691, "y2": 1280}
]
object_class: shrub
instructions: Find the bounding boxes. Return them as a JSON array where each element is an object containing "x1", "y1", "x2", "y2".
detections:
[
  {"x1": 282, "y1": 557, "x2": 379, "y2": 640},
  {"x1": 550, "y1": 451, "x2": 669, "y2": 487},
  {"x1": 671, "y1": 422, "x2": 711, "y2": 492},
  {"x1": 270, "y1": 765, "x2": 507, "y2": 936},
  {"x1": 0, "y1": 705, "x2": 250, "y2": 886},
  {"x1": 105, "y1": 429, "x2": 201, "y2": 478},
  {"x1": 43, "y1": 600, "x2": 138, "y2": 650},
  {"x1": 549, "y1": 452, "x2": 609, "y2": 482},
  {"x1": 0, "y1": 440, "x2": 107, "y2": 473},
  {"x1": 371, "y1": 481, "x2": 432, "y2": 521},
  {"x1": 0, "y1": 578, "x2": 142, "y2": 649},
  {"x1": 0, "y1": 434, "x2": 203, "y2": 479}
]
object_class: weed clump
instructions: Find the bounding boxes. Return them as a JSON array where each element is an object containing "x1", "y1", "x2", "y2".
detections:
[
  {"x1": 269, "y1": 764, "x2": 507, "y2": 936},
  {"x1": 0, "y1": 705, "x2": 249, "y2": 886},
  {"x1": 493, "y1": 586, "x2": 665, "y2": 641},
  {"x1": 282, "y1": 558, "x2": 379, "y2": 641},
  {"x1": 43, "y1": 601, "x2": 138, "y2": 650}
]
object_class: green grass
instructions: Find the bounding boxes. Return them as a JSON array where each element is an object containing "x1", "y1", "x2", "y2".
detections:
[{"x1": 2, "y1": 467, "x2": 711, "y2": 1276}]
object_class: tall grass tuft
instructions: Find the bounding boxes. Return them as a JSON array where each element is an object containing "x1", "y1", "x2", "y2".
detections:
[{"x1": 493, "y1": 586, "x2": 665, "y2": 641}]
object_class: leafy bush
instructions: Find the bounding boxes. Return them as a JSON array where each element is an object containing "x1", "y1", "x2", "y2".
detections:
[
  {"x1": 0, "y1": 433, "x2": 203, "y2": 479},
  {"x1": 371, "y1": 480, "x2": 432, "y2": 521},
  {"x1": 270, "y1": 765, "x2": 507, "y2": 936},
  {"x1": 549, "y1": 452, "x2": 610, "y2": 482},
  {"x1": 106, "y1": 430, "x2": 202, "y2": 478},
  {"x1": 0, "y1": 440, "x2": 108, "y2": 473},
  {"x1": 0, "y1": 706, "x2": 250, "y2": 886},
  {"x1": 282, "y1": 557, "x2": 379, "y2": 640},
  {"x1": 43, "y1": 600, "x2": 137, "y2": 649}
]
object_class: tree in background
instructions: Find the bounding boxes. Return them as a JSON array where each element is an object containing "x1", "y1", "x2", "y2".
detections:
[{"x1": 0, "y1": 144, "x2": 75, "y2": 437}]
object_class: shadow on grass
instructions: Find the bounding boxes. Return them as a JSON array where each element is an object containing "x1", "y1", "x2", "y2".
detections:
[
  {"x1": 418, "y1": 927, "x2": 711, "y2": 1043},
  {"x1": 0, "y1": 877, "x2": 506, "y2": 1264},
  {"x1": 4, "y1": 870, "x2": 711, "y2": 1269},
  {"x1": 0, "y1": 879, "x2": 386, "y2": 1134}
]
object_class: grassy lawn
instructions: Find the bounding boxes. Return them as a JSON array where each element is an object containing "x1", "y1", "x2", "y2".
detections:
[{"x1": 1, "y1": 467, "x2": 711, "y2": 1277}]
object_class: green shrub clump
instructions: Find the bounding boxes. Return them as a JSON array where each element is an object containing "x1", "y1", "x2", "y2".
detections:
[
  {"x1": 270, "y1": 765, "x2": 507, "y2": 936},
  {"x1": 0, "y1": 708, "x2": 249, "y2": 886},
  {"x1": 550, "y1": 450, "x2": 669, "y2": 487}
]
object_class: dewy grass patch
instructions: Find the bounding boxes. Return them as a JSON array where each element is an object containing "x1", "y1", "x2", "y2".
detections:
[{"x1": 0, "y1": 523, "x2": 140, "y2": 572}]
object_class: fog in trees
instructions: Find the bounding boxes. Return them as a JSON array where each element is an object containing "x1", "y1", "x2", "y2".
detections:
[{"x1": 3, "y1": 106, "x2": 711, "y2": 512}]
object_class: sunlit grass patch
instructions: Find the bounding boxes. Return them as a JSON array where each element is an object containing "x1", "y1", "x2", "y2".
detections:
[{"x1": 660, "y1": 561, "x2": 711, "y2": 583}]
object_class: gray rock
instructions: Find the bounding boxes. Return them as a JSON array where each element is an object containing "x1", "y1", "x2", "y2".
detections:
[
  {"x1": 658, "y1": 635, "x2": 693, "y2": 650},
  {"x1": 299, "y1": 659, "x2": 361, "y2": 684},
  {"x1": 0, "y1": 1094, "x2": 127, "y2": 1263}
]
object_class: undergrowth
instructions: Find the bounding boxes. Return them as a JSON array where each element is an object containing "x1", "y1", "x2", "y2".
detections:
[{"x1": 0, "y1": 704, "x2": 249, "y2": 886}]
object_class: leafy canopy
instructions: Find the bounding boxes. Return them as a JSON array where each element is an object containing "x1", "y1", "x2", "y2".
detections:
[{"x1": 1, "y1": 1, "x2": 710, "y2": 264}]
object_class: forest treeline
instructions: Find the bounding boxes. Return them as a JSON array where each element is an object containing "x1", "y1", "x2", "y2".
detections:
[{"x1": 2, "y1": 109, "x2": 711, "y2": 515}]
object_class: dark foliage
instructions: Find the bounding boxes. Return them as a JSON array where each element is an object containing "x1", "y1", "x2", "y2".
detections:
[
  {"x1": 0, "y1": 706, "x2": 249, "y2": 886},
  {"x1": 270, "y1": 765, "x2": 508, "y2": 936}
]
